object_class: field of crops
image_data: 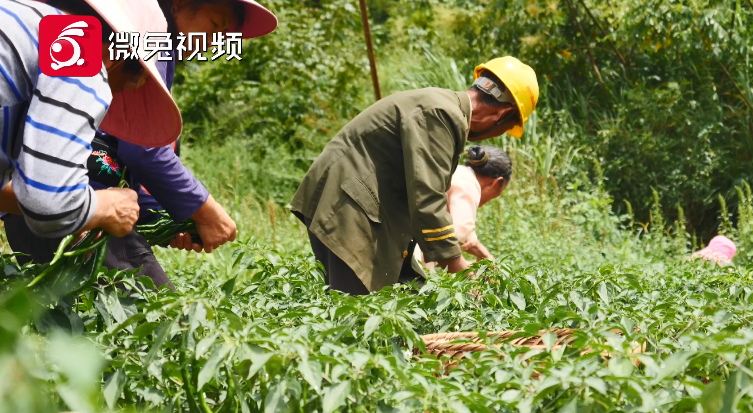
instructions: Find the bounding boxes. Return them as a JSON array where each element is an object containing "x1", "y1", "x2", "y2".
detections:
[
  {"x1": 4, "y1": 161, "x2": 753, "y2": 412},
  {"x1": 3, "y1": 0, "x2": 753, "y2": 411}
]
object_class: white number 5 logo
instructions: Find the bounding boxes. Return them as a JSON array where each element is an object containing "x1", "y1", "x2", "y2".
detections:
[{"x1": 49, "y1": 21, "x2": 89, "y2": 70}]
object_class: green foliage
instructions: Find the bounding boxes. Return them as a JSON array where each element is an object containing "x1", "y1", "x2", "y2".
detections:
[
  {"x1": 5, "y1": 197, "x2": 753, "y2": 411},
  {"x1": 448, "y1": 0, "x2": 753, "y2": 235},
  {"x1": 173, "y1": 0, "x2": 373, "y2": 202},
  {"x1": 5, "y1": 131, "x2": 753, "y2": 410},
  {"x1": 175, "y1": 0, "x2": 753, "y2": 237},
  {"x1": 4, "y1": 0, "x2": 753, "y2": 411}
]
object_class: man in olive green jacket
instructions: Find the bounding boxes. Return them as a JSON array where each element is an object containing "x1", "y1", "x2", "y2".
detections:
[{"x1": 292, "y1": 57, "x2": 539, "y2": 294}]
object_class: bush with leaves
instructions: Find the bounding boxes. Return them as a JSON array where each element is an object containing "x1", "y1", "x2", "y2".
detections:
[{"x1": 447, "y1": 0, "x2": 753, "y2": 236}]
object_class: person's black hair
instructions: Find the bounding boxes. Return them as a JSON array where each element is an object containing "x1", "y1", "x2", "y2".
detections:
[
  {"x1": 46, "y1": 0, "x2": 143, "y2": 76},
  {"x1": 465, "y1": 145, "x2": 512, "y2": 181},
  {"x1": 158, "y1": 0, "x2": 247, "y2": 40}
]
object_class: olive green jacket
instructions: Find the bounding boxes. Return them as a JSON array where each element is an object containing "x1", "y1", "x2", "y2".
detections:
[{"x1": 291, "y1": 88, "x2": 471, "y2": 291}]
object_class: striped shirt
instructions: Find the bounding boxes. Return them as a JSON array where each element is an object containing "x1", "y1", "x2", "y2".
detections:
[{"x1": 0, "y1": 0, "x2": 112, "y2": 238}]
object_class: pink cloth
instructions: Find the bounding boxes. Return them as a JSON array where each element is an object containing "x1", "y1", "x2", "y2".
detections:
[
  {"x1": 416, "y1": 166, "x2": 481, "y2": 266},
  {"x1": 692, "y1": 235, "x2": 736, "y2": 266}
]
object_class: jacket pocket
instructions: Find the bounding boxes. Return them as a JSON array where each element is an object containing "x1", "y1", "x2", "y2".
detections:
[{"x1": 341, "y1": 176, "x2": 381, "y2": 223}]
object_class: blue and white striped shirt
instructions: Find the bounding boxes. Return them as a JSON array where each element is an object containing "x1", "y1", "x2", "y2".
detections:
[{"x1": 0, "y1": 0, "x2": 112, "y2": 237}]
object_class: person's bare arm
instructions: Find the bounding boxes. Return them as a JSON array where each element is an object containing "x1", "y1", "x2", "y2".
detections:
[
  {"x1": 6, "y1": 182, "x2": 139, "y2": 237},
  {"x1": 0, "y1": 183, "x2": 21, "y2": 215}
]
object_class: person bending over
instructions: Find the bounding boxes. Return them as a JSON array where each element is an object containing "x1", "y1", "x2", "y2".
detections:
[{"x1": 291, "y1": 56, "x2": 539, "y2": 294}]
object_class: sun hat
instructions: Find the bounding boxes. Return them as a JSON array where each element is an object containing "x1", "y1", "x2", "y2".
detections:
[
  {"x1": 37, "y1": 0, "x2": 182, "y2": 147},
  {"x1": 691, "y1": 235, "x2": 737, "y2": 266},
  {"x1": 229, "y1": 0, "x2": 277, "y2": 39},
  {"x1": 88, "y1": 0, "x2": 182, "y2": 147}
]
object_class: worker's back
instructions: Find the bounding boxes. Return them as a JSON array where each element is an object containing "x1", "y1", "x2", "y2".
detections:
[{"x1": 291, "y1": 87, "x2": 471, "y2": 291}]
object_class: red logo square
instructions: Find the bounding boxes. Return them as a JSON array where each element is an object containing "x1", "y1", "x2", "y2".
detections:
[{"x1": 39, "y1": 15, "x2": 102, "y2": 77}]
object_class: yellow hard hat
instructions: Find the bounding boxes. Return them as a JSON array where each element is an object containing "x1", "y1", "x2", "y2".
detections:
[{"x1": 474, "y1": 56, "x2": 539, "y2": 138}]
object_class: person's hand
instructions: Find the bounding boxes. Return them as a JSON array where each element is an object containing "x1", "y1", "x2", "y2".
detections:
[
  {"x1": 436, "y1": 255, "x2": 470, "y2": 273},
  {"x1": 187, "y1": 195, "x2": 237, "y2": 253},
  {"x1": 169, "y1": 232, "x2": 202, "y2": 253},
  {"x1": 476, "y1": 254, "x2": 495, "y2": 262},
  {"x1": 87, "y1": 188, "x2": 139, "y2": 237}
]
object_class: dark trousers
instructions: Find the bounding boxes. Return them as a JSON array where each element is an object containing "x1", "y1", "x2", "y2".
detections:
[
  {"x1": 304, "y1": 218, "x2": 423, "y2": 295},
  {"x1": 3, "y1": 214, "x2": 174, "y2": 291}
]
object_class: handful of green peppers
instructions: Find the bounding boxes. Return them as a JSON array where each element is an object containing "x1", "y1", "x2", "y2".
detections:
[{"x1": 137, "y1": 210, "x2": 202, "y2": 247}]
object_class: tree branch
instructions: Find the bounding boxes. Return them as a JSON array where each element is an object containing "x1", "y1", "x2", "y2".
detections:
[
  {"x1": 358, "y1": 0, "x2": 381, "y2": 101},
  {"x1": 575, "y1": 0, "x2": 628, "y2": 70},
  {"x1": 564, "y1": 0, "x2": 604, "y2": 84},
  {"x1": 719, "y1": 63, "x2": 753, "y2": 113}
]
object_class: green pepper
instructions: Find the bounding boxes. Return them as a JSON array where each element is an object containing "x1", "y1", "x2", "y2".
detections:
[{"x1": 63, "y1": 232, "x2": 109, "y2": 257}]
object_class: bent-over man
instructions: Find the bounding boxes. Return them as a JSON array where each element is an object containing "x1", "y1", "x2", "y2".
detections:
[{"x1": 291, "y1": 56, "x2": 539, "y2": 294}]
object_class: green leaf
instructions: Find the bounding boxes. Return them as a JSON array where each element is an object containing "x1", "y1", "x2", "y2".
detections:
[
  {"x1": 135, "y1": 387, "x2": 165, "y2": 405},
  {"x1": 102, "y1": 289, "x2": 128, "y2": 324},
  {"x1": 559, "y1": 399, "x2": 577, "y2": 413},
  {"x1": 721, "y1": 372, "x2": 738, "y2": 413},
  {"x1": 608, "y1": 357, "x2": 634, "y2": 377},
  {"x1": 264, "y1": 383, "x2": 286, "y2": 413},
  {"x1": 449, "y1": 401, "x2": 471, "y2": 413},
  {"x1": 106, "y1": 312, "x2": 145, "y2": 336},
  {"x1": 188, "y1": 302, "x2": 206, "y2": 335},
  {"x1": 143, "y1": 321, "x2": 173, "y2": 369},
  {"x1": 322, "y1": 381, "x2": 350, "y2": 413},
  {"x1": 510, "y1": 291, "x2": 526, "y2": 310},
  {"x1": 653, "y1": 351, "x2": 691, "y2": 384},
  {"x1": 197, "y1": 343, "x2": 233, "y2": 390},
  {"x1": 232, "y1": 251, "x2": 245, "y2": 269},
  {"x1": 542, "y1": 332, "x2": 557, "y2": 351},
  {"x1": 598, "y1": 281, "x2": 610, "y2": 306},
  {"x1": 57, "y1": 384, "x2": 94, "y2": 413},
  {"x1": 195, "y1": 334, "x2": 217, "y2": 359},
  {"x1": 221, "y1": 276, "x2": 237, "y2": 297},
  {"x1": 585, "y1": 377, "x2": 607, "y2": 395},
  {"x1": 103, "y1": 369, "x2": 126, "y2": 410},
  {"x1": 47, "y1": 332, "x2": 104, "y2": 390},
  {"x1": 246, "y1": 348, "x2": 274, "y2": 380},
  {"x1": 298, "y1": 359, "x2": 323, "y2": 392},
  {"x1": 701, "y1": 380, "x2": 724, "y2": 413},
  {"x1": 364, "y1": 315, "x2": 382, "y2": 339},
  {"x1": 501, "y1": 389, "x2": 521, "y2": 403},
  {"x1": 133, "y1": 321, "x2": 160, "y2": 339}
]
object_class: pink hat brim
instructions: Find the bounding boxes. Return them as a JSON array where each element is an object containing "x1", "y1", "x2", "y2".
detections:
[
  {"x1": 32, "y1": 0, "x2": 182, "y2": 147},
  {"x1": 99, "y1": 74, "x2": 182, "y2": 147},
  {"x1": 86, "y1": 0, "x2": 182, "y2": 147},
  {"x1": 231, "y1": 0, "x2": 277, "y2": 39}
]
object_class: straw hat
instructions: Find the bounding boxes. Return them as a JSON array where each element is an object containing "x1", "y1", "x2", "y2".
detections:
[
  {"x1": 84, "y1": 0, "x2": 182, "y2": 147},
  {"x1": 230, "y1": 0, "x2": 277, "y2": 39}
]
